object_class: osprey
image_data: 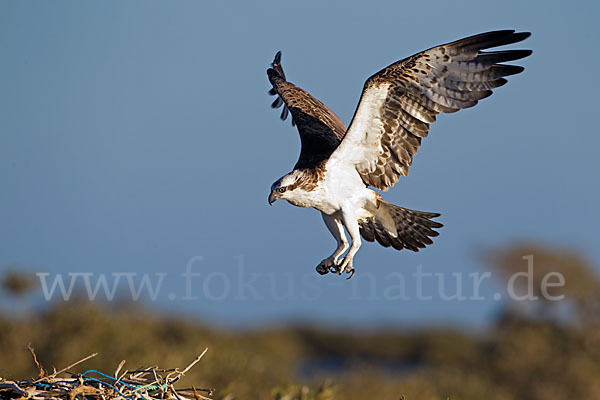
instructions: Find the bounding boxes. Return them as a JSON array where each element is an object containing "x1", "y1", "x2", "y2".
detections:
[{"x1": 267, "y1": 30, "x2": 531, "y2": 278}]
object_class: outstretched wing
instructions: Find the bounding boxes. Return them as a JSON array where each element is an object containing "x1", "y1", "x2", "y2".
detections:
[
  {"x1": 267, "y1": 52, "x2": 347, "y2": 170},
  {"x1": 328, "y1": 30, "x2": 532, "y2": 190}
]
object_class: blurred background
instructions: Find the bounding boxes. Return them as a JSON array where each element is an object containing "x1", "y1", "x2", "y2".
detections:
[{"x1": 1, "y1": 1, "x2": 599, "y2": 399}]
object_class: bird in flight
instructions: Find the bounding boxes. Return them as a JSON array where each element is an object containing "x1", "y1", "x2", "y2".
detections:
[{"x1": 266, "y1": 30, "x2": 531, "y2": 278}]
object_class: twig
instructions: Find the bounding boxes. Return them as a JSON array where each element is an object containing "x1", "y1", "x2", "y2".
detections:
[
  {"x1": 116, "y1": 369, "x2": 130, "y2": 389},
  {"x1": 128, "y1": 366, "x2": 160, "y2": 380},
  {"x1": 192, "y1": 385, "x2": 213, "y2": 400},
  {"x1": 151, "y1": 368, "x2": 166, "y2": 397},
  {"x1": 125, "y1": 368, "x2": 176, "y2": 374},
  {"x1": 0, "y1": 382, "x2": 28, "y2": 397},
  {"x1": 177, "y1": 388, "x2": 215, "y2": 395},
  {"x1": 34, "y1": 352, "x2": 98, "y2": 383},
  {"x1": 167, "y1": 349, "x2": 208, "y2": 385},
  {"x1": 27, "y1": 343, "x2": 45, "y2": 379},
  {"x1": 114, "y1": 360, "x2": 126, "y2": 379},
  {"x1": 169, "y1": 385, "x2": 185, "y2": 400}
]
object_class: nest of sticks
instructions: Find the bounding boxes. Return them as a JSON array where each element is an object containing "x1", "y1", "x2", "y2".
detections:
[{"x1": 0, "y1": 346, "x2": 214, "y2": 400}]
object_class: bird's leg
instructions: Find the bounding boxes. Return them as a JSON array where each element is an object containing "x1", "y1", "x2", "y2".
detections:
[
  {"x1": 337, "y1": 208, "x2": 362, "y2": 279},
  {"x1": 316, "y1": 212, "x2": 349, "y2": 275}
]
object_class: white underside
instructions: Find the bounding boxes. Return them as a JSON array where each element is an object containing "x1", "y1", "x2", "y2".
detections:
[{"x1": 286, "y1": 164, "x2": 378, "y2": 219}]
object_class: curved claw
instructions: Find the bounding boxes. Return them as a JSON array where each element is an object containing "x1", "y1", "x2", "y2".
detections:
[
  {"x1": 345, "y1": 268, "x2": 355, "y2": 280},
  {"x1": 337, "y1": 256, "x2": 354, "y2": 276}
]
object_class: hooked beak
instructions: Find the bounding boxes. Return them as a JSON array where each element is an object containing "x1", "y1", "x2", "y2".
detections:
[{"x1": 268, "y1": 191, "x2": 278, "y2": 206}]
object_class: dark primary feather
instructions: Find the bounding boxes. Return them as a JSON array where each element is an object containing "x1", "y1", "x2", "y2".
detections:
[
  {"x1": 268, "y1": 51, "x2": 294, "y2": 124},
  {"x1": 267, "y1": 52, "x2": 347, "y2": 169},
  {"x1": 350, "y1": 30, "x2": 532, "y2": 190}
]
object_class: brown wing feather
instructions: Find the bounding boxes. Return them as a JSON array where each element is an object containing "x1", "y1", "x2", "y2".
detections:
[
  {"x1": 336, "y1": 30, "x2": 531, "y2": 190},
  {"x1": 267, "y1": 52, "x2": 347, "y2": 170}
]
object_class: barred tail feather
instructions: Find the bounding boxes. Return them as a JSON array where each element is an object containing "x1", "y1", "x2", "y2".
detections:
[{"x1": 360, "y1": 201, "x2": 443, "y2": 252}]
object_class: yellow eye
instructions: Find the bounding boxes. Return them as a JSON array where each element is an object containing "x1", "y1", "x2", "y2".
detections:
[{"x1": 278, "y1": 187, "x2": 286, "y2": 193}]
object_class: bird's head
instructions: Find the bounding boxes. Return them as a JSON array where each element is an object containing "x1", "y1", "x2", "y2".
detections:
[{"x1": 268, "y1": 171, "x2": 302, "y2": 205}]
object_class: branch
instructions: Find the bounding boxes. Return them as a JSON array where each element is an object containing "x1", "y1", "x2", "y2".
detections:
[
  {"x1": 34, "y1": 352, "x2": 98, "y2": 383},
  {"x1": 167, "y1": 348, "x2": 208, "y2": 385}
]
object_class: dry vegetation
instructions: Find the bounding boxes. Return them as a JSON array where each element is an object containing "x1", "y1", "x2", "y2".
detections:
[
  {"x1": 0, "y1": 348, "x2": 214, "y2": 400},
  {"x1": 1, "y1": 244, "x2": 599, "y2": 400}
]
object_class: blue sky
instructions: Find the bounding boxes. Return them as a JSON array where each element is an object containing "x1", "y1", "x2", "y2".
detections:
[{"x1": 1, "y1": 0, "x2": 598, "y2": 329}]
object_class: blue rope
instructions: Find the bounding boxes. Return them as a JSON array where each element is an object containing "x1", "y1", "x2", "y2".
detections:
[
  {"x1": 79, "y1": 370, "x2": 156, "y2": 400},
  {"x1": 79, "y1": 377, "x2": 140, "y2": 400},
  {"x1": 17, "y1": 379, "x2": 77, "y2": 389},
  {"x1": 80, "y1": 370, "x2": 138, "y2": 389}
]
